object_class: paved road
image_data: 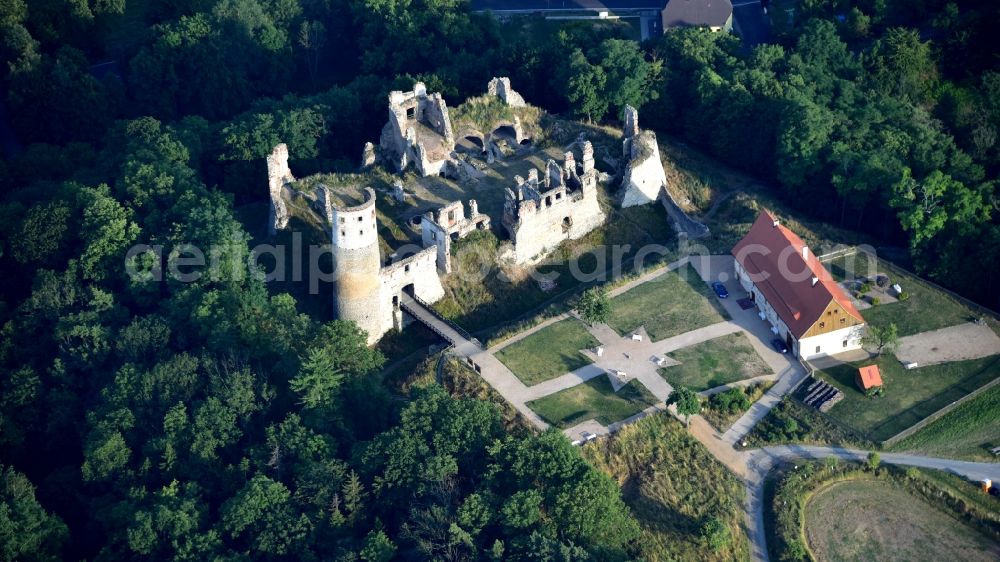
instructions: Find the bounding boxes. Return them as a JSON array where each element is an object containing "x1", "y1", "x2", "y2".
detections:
[
  {"x1": 400, "y1": 295, "x2": 550, "y2": 428},
  {"x1": 740, "y1": 444, "x2": 1000, "y2": 562},
  {"x1": 408, "y1": 259, "x2": 1000, "y2": 562}
]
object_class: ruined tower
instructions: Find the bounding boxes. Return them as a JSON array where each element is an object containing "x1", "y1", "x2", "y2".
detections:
[
  {"x1": 267, "y1": 144, "x2": 294, "y2": 234},
  {"x1": 331, "y1": 188, "x2": 383, "y2": 340}
]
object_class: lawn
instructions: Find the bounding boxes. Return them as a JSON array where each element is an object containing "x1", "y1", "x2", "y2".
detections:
[
  {"x1": 816, "y1": 353, "x2": 1000, "y2": 442},
  {"x1": 804, "y1": 479, "x2": 999, "y2": 562},
  {"x1": 495, "y1": 318, "x2": 599, "y2": 386},
  {"x1": 606, "y1": 263, "x2": 729, "y2": 341},
  {"x1": 659, "y1": 332, "x2": 772, "y2": 391},
  {"x1": 582, "y1": 415, "x2": 749, "y2": 562},
  {"x1": 823, "y1": 253, "x2": 994, "y2": 337},
  {"x1": 434, "y1": 190, "x2": 676, "y2": 337},
  {"x1": 890, "y1": 382, "x2": 1000, "y2": 461},
  {"x1": 527, "y1": 377, "x2": 659, "y2": 428}
]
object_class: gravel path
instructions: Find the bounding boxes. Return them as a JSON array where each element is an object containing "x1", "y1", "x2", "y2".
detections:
[{"x1": 896, "y1": 322, "x2": 1000, "y2": 366}]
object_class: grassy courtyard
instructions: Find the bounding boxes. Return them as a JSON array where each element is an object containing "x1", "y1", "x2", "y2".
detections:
[
  {"x1": 823, "y1": 253, "x2": 995, "y2": 337},
  {"x1": 816, "y1": 353, "x2": 1000, "y2": 442},
  {"x1": 804, "y1": 479, "x2": 999, "y2": 562},
  {"x1": 606, "y1": 263, "x2": 729, "y2": 341},
  {"x1": 659, "y1": 332, "x2": 772, "y2": 392},
  {"x1": 527, "y1": 377, "x2": 659, "y2": 428},
  {"x1": 890, "y1": 382, "x2": 1000, "y2": 461},
  {"x1": 494, "y1": 318, "x2": 599, "y2": 386}
]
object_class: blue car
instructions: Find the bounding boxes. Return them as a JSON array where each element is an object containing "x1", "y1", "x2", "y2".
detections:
[
  {"x1": 711, "y1": 281, "x2": 729, "y2": 299},
  {"x1": 771, "y1": 338, "x2": 789, "y2": 354}
]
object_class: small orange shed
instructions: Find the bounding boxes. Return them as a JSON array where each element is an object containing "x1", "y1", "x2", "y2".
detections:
[{"x1": 856, "y1": 365, "x2": 883, "y2": 390}]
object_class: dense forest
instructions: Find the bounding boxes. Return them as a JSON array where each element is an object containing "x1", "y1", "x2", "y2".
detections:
[{"x1": 0, "y1": 0, "x2": 998, "y2": 560}]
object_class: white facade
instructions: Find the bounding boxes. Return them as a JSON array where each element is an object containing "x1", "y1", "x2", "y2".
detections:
[
  {"x1": 798, "y1": 326, "x2": 865, "y2": 360},
  {"x1": 735, "y1": 259, "x2": 864, "y2": 360}
]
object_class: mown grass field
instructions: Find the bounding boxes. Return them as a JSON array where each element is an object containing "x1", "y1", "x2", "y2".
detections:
[
  {"x1": 804, "y1": 479, "x2": 1000, "y2": 562},
  {"x1": 890, "y1": 382, "x2": 1000, "y2": 461},
  {"x1": 495, "y1": 318, "x2": 599, "y2": 386},
  {"x1": 582, "y1": 415, "x2": 749, "y2": 562},
  {"x1": 606, "y1": 263, "x2": 729, "y2": 341},
  {"x1": 817, "y1": 353, "x2": 1000, "y2": 442},
  {"x1": 660, "y1": 332, "x2": 772, "y2": 391},
  {"x1": 527, "y1": 377, "x2": 658, "y2": 428},
  {"x1": 823, "y1": 253, "x2": 996, "y2": 337}
]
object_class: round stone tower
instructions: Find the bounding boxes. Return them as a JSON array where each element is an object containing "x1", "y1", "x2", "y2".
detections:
[{"x1": 331, "y1": 187, "x2": 383, "y2": 341}]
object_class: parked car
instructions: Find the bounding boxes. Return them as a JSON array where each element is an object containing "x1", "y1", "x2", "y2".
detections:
[
  {"x1": 711, "y1": 281, "x2": 729, "y2": 299},
  {"x1": 771, "y1": 338, "x2": 789, "y2": 354}
]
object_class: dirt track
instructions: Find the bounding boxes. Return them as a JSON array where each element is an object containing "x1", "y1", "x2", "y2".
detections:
[{"x1": 895, "y1": 323, "x2": 1000, "y2": 366}]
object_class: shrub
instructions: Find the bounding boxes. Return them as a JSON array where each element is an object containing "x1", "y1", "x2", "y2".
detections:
[
  {"x1": 898, "y1": 291, "x2": 910, "y2": 301},
  {"x1": 860, "y1": 282, "x2": 872, "y2": 294},
  {"x1": 870, "y1": 296, "x2": 880, "y2": 306},
  {"x1": 700, "y1": 515, "x2": 731, "y2": 552}
]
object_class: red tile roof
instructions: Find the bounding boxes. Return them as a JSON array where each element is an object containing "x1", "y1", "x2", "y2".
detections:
[
  {"x1": 731, "y1": 210, "x2": 864, "y2": 338},
  {"x1": 857, "y1": 365, "x2": 883, "y2": 389}
]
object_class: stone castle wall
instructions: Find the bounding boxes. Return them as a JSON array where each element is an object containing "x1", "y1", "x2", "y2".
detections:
[
  {"x1": 619, "y1": 106, "x2": 667, "y2": 208},
  {"x1": 266, "y1": 144, "x2": 294, "y2": 234},
  {"x1": 502, "y1": 141, "x2": 605, "y2": 264}
]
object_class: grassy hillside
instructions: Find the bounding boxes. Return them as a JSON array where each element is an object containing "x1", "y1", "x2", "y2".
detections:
[{"x1": 581, "y1": 415, "x2": 749, "y2": 562}]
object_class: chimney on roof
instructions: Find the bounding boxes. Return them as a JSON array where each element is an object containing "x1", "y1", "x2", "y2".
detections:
[
  {"x1": 802, "y1": 246, "x2": 809, "y2": 260},
  {"x1": 772, "y1": 219, "x2": 780, "y2": 227},
  {"x1": 812, "y1": 277, "x2": 819, "y2": 287}
]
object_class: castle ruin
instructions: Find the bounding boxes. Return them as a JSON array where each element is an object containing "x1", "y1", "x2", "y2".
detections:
[
  {"x1": 487, "y1": 77, "x2": 527, "y2": 107},
  {"x1": 328, "y1": 188, "x2": 445, "y2": 344},
  {"x1": 502, "y1": 140, "x2": 605, "y2": 264},
  {"x1": 619, "y1": 105, "x2": 668, "y2": 207},
  {"x1": 420, "y1": 200, "x2": 490, "y2": 273},
  {"x1": 267, "y1": 144, "x2": 295, "y2": 234},
  {"x1": 380, "y1": 82, "x2": 456, "y2": 176}
]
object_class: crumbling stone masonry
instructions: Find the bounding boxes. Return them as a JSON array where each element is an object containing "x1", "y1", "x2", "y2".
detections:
[
  {"x1": 267, "y1": 143, "x2": 295, "y2": 234},
  {"x1": 420, "y1": 200, "x2": 490, "y2": 273},
  {"x1": 330, "y1": 187, "x2": 444, "y2": 344},
  {"x1": 267, "y1": 143, "x2": 446, "y2": 344},
  {"x1": 502, "y1": 141, "x2": 605, "y2": 264},
  {"x1": 619, "y1": 105, "x2": 668, "y2": 208},
  {"x1": 487, "y1": 77, "x2": 527, "y2": 107},
  {"x1": 380, "y1": 82, "x2": 456, "y2": 176}
]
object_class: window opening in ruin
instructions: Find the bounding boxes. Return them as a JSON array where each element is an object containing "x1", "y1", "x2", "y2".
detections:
[
  {"x1": 562, "y1": 217, "x2": 572, "y2": 233},
  {"x1": 545, "y1": 196, "x2": 552, "y2": 207},
  {"x1": 406, "y1": 107, "x2": 415, "y2": 120}
]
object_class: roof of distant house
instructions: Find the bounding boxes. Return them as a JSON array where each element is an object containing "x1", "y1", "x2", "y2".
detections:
[
  {"x1": 662, "y1": 0, "x2": 733, "y2": 28},
  {"x1": 470, "y1": 0, "x2": 666, "y2": 12},
  {"x1": 857, "y1": 365, "x2": 883, "y2": 389},
  {"x1": 731, "y1": 210, "x2": 864, "y2": 338}
]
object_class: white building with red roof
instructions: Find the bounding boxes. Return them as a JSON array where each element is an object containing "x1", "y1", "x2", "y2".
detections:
[{"x1": 732, "y1": 210, "x2": 865, "y2": 360}]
